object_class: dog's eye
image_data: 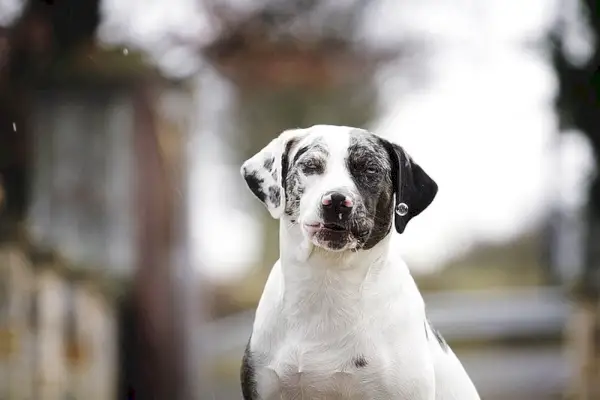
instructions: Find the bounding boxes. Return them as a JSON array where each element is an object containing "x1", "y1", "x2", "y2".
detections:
[
  {"x1": 365, "y1": 165, "x2": 379, "y2": 174},
  {"x1": 301, "y1": 160, "x2": 323, "y2": 174}
]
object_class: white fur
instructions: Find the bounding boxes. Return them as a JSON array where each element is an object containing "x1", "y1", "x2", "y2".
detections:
[{"x1": 245, "y1": 125, "x2": 480, "y2": 399}]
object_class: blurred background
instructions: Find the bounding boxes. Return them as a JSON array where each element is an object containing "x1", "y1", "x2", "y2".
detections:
[{"x1": 0, "y1": 0, "x2": 599, "y2": 399}]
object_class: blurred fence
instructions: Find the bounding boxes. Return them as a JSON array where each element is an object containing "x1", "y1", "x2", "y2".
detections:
[{"x1": 0, "y1": 245, "x2": 117, "y2": 400}]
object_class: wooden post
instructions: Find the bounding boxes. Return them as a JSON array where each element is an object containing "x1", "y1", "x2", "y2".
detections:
[
  {"x1": 126, "y1": 82, "x2": 198, "y2": 400},
  {"x1": 565, "y1": 297, "x2": 598, "y2": 400}
]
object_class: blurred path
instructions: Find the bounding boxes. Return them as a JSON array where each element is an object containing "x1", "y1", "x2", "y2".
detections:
[{"x1": 460, "y1": 347, "x2": 566, "y2": 399}]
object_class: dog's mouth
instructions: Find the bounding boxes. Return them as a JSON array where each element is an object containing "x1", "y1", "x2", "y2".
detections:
[
  {"x1": 303, "y1": 217, "x2": 373, "y2": 252},
  {"x1": 304, "y1": 222, "x2": 348, "y2": 232},
  {"x1": 322, "y1": 222, "x2": 346, "y2": 232},
  {"x1": 303, "y1": 220, "x2": 369, "y2": 252}
]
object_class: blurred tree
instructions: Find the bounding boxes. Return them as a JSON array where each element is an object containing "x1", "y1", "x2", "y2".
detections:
[
  {"x1": 0, "y1": 0, "x2": 100, "y2": 236},
  {"x1": 552, "y1": 0, "x2": 600, "y2": 291},
  {"x1": 550, "y1": 0, "x2": 600, "y2": 397}
]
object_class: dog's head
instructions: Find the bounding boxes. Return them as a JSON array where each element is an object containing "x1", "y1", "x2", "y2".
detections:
[{"x1": 241, "y1": 125, "x2": 438, "y2": 252}]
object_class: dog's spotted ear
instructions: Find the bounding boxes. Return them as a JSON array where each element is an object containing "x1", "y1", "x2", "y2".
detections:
[
  {"x1": 240, "y1": 129, "x2": 304, "y2": 219},
  {"x1": 384, "y1": 141, "x2": 438, "y2": 234}
]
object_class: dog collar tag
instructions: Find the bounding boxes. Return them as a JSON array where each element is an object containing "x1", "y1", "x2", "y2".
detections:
[{"x1": 395, "y1": 202, "x2": 409, "y2": 216}]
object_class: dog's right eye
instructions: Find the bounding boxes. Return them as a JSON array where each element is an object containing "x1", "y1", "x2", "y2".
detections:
[{"x1": 301, "y1": 160, "x2": 323, "y2": 175}]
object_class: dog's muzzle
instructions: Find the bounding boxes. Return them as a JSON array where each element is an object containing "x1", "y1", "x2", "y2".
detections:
[
  {"x1": 300, "y1": 190, "x2": 364, "y2": 251},
  {"x1": 321, "y1": 190, "x2": 354, "y2": 226}
]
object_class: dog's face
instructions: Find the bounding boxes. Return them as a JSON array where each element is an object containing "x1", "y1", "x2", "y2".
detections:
[{"x1": 241, "y1": 125, "x2": 438, "y2": 252}]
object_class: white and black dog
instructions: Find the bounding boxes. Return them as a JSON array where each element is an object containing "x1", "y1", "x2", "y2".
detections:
[{"x1": 239, "y1": 125, "x2": 480, "y2": 399}]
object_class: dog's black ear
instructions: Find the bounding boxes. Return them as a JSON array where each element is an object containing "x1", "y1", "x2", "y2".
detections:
[{"x1": 384, "y1": 141, "x2": 438, "y2": 234}]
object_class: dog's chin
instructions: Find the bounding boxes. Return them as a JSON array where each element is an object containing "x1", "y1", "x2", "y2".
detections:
[
  {"x1": 301, "y1": 223, "x2": 363, "y2": 253},
  {"x1": 311, "y1": 230, "x2": 356, "y2": 252}
]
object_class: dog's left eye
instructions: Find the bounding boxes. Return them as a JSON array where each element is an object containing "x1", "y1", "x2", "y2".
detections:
[{"x1": 365, "y1": 166, "x2": 378, "y2": 174}]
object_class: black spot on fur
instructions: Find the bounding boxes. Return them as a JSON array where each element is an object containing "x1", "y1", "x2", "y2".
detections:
[
  {"x1": 243, "y1": 169, "x2": 266, "y2": 203},
  {"x1": 263, "y1": 157, "x2": 274, "y2": 171},
  {"x1": 353, "y1": 355, "x2": 368, "y2": 368},
  {"x1": 433, "y1": 327, "x2": 449, "y2": 352},
  {"x1": 284, "y1": 169, "x2": 303, "y2": 217},
  {"x1": 268, "y1": 185, "x2": 280, "y2": 206},
  {"x1": 241, "y1": 338, "x2": 258, "y2": 399},
  {"x1": 284, "y1": 140, "x2": 328, "y2": 217},
  {"x1": 281, "y1": 138, "x2": 299, "y2": 195},
  {"x1": 299, "y1": 157, "x2": 325, "y2": 175},
  {"x1": 279, "y1": 137, "x2": 301, "y2": 217},
  {"x1": 426, "y1": 320, "x2": 449, "y2": 352},
  {"x1": 293, "y1": 145, "x2": 310, "y2": 164},
  {"x1": 293, "y1": 144, "x2": 327, "y2": 175},
  {"x1": 346, "y1": 130, "x2": 395, "y2": 250}
]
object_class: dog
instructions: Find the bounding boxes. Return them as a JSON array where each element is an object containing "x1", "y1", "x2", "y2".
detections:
[{"x1": 239, "y1": 125, "x2": 480, "y2": 399}]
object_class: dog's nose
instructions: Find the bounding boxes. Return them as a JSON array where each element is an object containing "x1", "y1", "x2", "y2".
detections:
[
  {"x1": 321, "y1": 192, "x2": 353, "y2": 220},
  {"x1": 322, "y1": 192, "x2": 353, "y2": 208}
]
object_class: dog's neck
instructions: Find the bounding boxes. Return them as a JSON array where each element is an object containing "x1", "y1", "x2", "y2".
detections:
[{"x1": 278, "y1": 221, "x2": 394, "y2": 321}]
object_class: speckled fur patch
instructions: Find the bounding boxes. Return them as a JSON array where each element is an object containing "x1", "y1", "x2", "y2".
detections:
[
  {"x1": 346, "y1": 130, "x2": 395, "y2": 249},
  {"x1": 284, "y1": 140, "x2": 329, "y2": 220}
]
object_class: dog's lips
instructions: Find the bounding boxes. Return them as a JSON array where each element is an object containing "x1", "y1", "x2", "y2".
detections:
[
  {"x1": 322, "y1": 222, "x2": 346, "y2": 232},
  {"x1": 303, "y1": 221, "x2": 359, "y2": 251},
  {"x1": 303, "y1": 222, "x2": 322, "y2": 235},
  {"x1": 303, "y1": 222, "x2": 348, "y2": 233}
]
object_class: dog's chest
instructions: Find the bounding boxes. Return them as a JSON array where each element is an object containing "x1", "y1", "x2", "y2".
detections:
[
  {"x1": 249, "y1": 260, "x2": 434, "y2": 399},
  {"x1": 256, "y1": 336, "x2": 385, "y2": 399},
  {"x1": 252, "y1": 320, "x2": 432, "y2": 399}
]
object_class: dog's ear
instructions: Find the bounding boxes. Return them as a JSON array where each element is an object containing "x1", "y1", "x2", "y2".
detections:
[
  {"x1": 383, "y1": 141, "x2": 438, "y2": 234},
  {"x1": 240, "y1": 129, "x2": 304, "y2": 219}
]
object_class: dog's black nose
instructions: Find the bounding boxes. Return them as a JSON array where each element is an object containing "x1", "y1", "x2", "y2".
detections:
[{"x1": 321, "y1": 191, "x2": 353, "y2": 221}]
